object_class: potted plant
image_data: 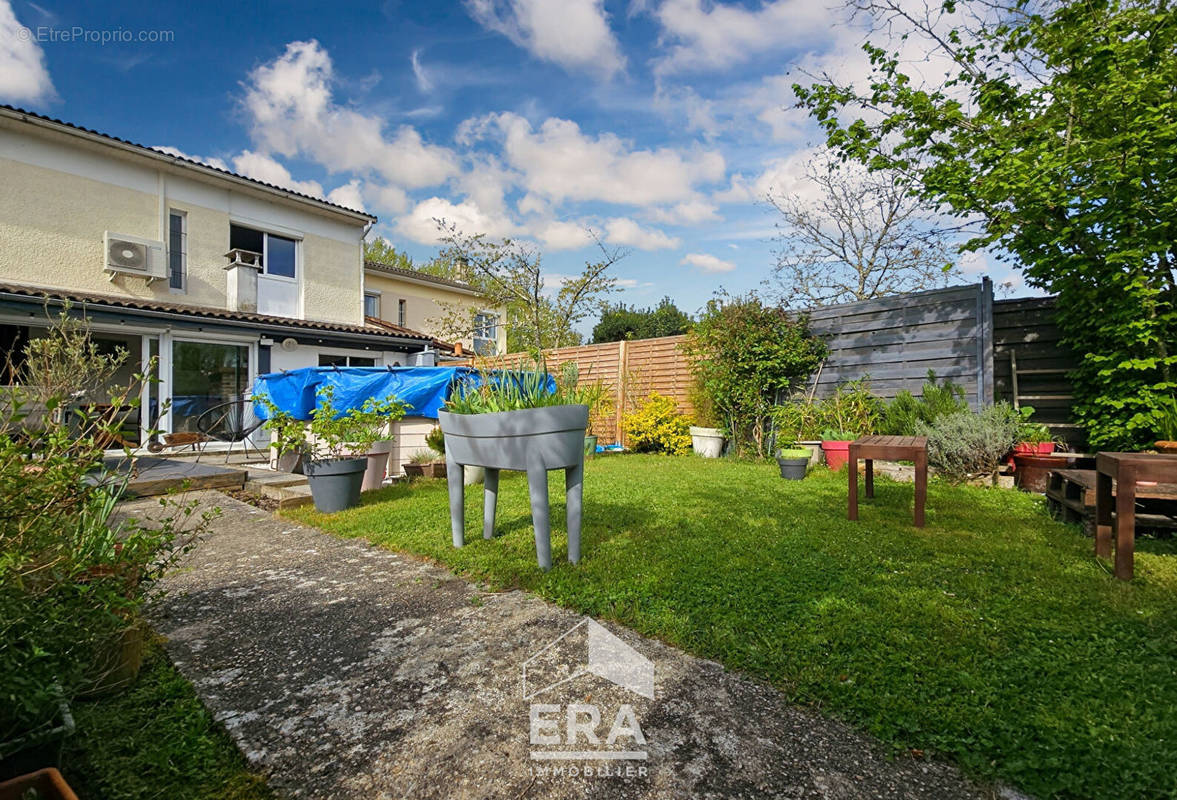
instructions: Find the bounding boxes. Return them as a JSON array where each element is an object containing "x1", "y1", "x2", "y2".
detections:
[
  {"x1": 686, "y1": 375, "x2": 725, "y2": 457},
  {"x1": 404, "y1": 449, "x2": 447, "y2": 479},
  {"x1": 820, "y1": 429, "x2": 856, "y2": 470},
  {"x1": 1013, "y1": 406, "x2": 1056, "y2": 455},
  {"x1": 776, "y1": 444, "x2": 812, "y2": 480},
  {"x1": 263, "y1": 386, "x2": 406, "y2": 513},
  {"x1": 1154, "y1": 396, "x2": 1177, "y2": 453},
  {"x1": 439, "y1": 367, "x2": 588, "y2": 570}
]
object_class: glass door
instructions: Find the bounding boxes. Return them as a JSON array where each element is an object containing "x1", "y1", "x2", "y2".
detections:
[{"x1": 170, "y1": 340, "x2": 250, "y2": 434}]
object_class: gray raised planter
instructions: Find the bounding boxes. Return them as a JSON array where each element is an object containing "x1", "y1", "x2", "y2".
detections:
[
  {"x1": 304, "y1": 456, "x2": 367, "y2": 513},
  {"x1": 438, "y1": 405, "x2": 589, "y2": 570}
]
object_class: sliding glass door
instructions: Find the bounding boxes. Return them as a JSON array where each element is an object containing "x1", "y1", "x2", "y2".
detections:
[{"x1": 170, "y1": 340, "x2": 250, "y2": 433}]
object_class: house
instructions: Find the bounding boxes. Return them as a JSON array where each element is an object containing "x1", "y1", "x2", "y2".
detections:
[
  {"x1": 0, "y1": 105, "x2": 452, "y2": 447},
  {"x1": 363, "y1": 262, "x2": 507, "y2": 356}
]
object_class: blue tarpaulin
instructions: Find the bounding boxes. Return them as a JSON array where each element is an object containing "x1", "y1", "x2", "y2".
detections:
[{"x1": 251, "y1": 366, "x2": 556, "y2": 420}]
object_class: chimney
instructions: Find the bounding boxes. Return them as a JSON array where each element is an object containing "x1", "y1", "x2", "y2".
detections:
[{"x1": 224, "y1": 249, "x2": 262, "y2": 313}]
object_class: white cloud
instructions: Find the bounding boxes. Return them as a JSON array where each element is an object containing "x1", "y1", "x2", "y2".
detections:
[
  {"x1": 713, "y1": 145, "x2": 825, "y2": 206},
  {"x1": 463, "y1": 112, "x2": 725, "y2": 208},
  {"x1": 396, "y1": 197, "x2": 518, "y2": 244},
  {"x1": 604, "y1": 217, "x2": 680, "y2": 250},
  {"x1": 465, "y1": 0, "x2": 625, "y2": 79},
  {"x1": 652, "y1": 0, "x2": 827, "y2": 75},
  {"x1": 231, "y1": 150, "x2": 326, "y2": 197},
  {"x1": 241, "y1": 40, "x2": 458, "y2": 189},
  {"x1": 646, "y1": 199, "x2": 720, "y2": 225},
  {"x1": 326, "y1": 180, "x2": 365, "y2": 211},
  {"x1": 0, "y1": 1, "x2": 54, "y2": 104},
  {"x1": 410, "y1": 49, "x2": 433, "y2": 92},
  {"x1": 680, "y1": 252, "x2": 736, "y2": 273},
  {"x1": 536, "y1": 219, "x2": 594, "y2": 250}
]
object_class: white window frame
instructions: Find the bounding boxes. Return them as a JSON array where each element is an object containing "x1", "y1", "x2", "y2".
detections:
[
  {"x1": 473, "y1": 310, "x2": 498, "y2": 355},
  {"x1": 167, "y1": 209, "x2": 187, "y2": 293},
  {"x1": 364, "y1": 290, "x2": 381, "y2": 319},
  {"x1": 397, "y1": 298, "x2": 407, "y2": 327}
]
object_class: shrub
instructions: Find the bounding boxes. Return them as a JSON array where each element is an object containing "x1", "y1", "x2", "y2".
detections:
[
  {"x1": 622, "y1": 393, "x2": 693, "y2": 455},
  {"x1": 684, "y1": 293, "x2": 826, "y2": 458},
  {"x1": 425, "y1": 425, "x2": 445, "y2": 454},
  {"x1": 772, "y1": 378, "x2": 883, "y2": 443},
  {"x1": 880, "y1": 371, "x2": 970, "y2": 435},
  {"x1": 916, "y1": 404, "x2": 1022, "y2": 482}
]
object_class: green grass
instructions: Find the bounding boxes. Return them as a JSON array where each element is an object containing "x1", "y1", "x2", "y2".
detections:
[
  {"x1": 62, "y1": 641, "x2": 273, "y2": 800},
  {"x1": 288, "y1": 455, "x2": 1177, "y2": 800}
]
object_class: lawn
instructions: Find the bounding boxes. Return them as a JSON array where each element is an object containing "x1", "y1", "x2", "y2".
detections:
[
  {"x1": 288, "y1": 454, "x2": 1177, "y2": 800},
  {"x1": 61, "y1": 641, "x2": 273, "y2": 800}
]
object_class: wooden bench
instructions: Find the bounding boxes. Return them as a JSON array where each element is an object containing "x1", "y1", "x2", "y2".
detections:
[{"x1": 1095, "y1": 453, "x2": 1177, "y2": 580}]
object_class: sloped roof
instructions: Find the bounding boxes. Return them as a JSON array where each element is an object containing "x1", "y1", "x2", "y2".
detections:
[
  {"x1": 0, "y1": 105, "x2": 376, "y2": 223},
  {"x1": 363, "y1": 261, "x2": 481, "y2": 295}
]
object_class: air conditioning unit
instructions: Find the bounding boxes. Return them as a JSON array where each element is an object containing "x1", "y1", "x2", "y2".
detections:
[{"x1": 104, "y1": 232, "x2": 165, "y2": 281}]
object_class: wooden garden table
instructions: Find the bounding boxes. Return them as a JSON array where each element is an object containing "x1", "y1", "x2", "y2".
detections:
[
  {"x1": 848, "y1": 435, "x2": 929, "y2": 528},
  {"x1": 1095, "y1": 452, "x2": 1177, "y2": 580}
]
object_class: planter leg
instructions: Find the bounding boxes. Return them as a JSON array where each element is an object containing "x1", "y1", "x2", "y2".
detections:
[
  {"x1": 566, "y1": 463, "x2": 583, "y2": 564},
  {"x1": 483, "y1": 468, "x2": 500, "y2": 539},
  {"x1": 527, "y1": 465, "x2": 552, "y2": 570},
  {"x1": 446, "y1": 454, "x2": 465, "y2": 547}
]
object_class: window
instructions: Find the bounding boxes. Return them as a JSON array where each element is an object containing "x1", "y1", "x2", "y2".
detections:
[
  {"x1": 318, "y1": 354, "x2": 376, "y2": 367},
  {"x1": 168, "y1": 210, "x2": 186, "y2": 291},
  {"x1": 473, "y1": 312, "x2": 498, "y2": 356},
  {"x1": 230, "y1": 224, "x2": 297, "y2": 279},
  {"x1": 397, "y1": 298, "x2": 407, "y2": 327},
  {"x1": 170, "y1": 341, "x2": 249, "y2": 434},
  {"x1": 364, "y1": 291, "x2": 381, "y2": 319}
]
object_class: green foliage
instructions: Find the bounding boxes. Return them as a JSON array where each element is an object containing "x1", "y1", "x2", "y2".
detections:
[
  {"x1": 363, "y1": 237, "x2": 415, "y2": 271},
  {"x1": 1152, "y1": 394, "x2": 1177, "y2": 442},
  {"x1": 1, "y1": 320, "x2": 212, "y2": 746},
  {"x1": 293, "y1": 456, "x2": 1177, "y2": 799},
  {"x1": 261, "y1": 385, "x2": 406, "y2": 461},
  {"x1": 1015, "y1": 406, "x2": 1055, "y2": 445},
  {"x1": 773, "y1": 378, "x2": 884, "y2": 442},
  {"x1": 443, "y1": 363, "x2": 610, "y2": 419},
  {"x1": 63, "y1": 642, "x2": 273, "y2": 800},
  {"x1": 425, "y1": 425, "x2": 445, "y2": 454},
  {"x1": 19, "y1": 306, "x2": 129, "y2": 406},
  {"x1": 591, "y1": 296, "x2": 692, "y2": 343},
  {"x1": 795, "y1": 0, "x2": 1177, "y2": 449},
  {"x1": 685, "y1": 293, "x2": 827, "y2": 458},
  {"x1": 880, "y1": 371, "x2": 970, "y2": 436},
  {"x1": 621, "y1": 393, "x2": 693, "y2": 455},
  {"x1": 917, "y1": 404, "x2": 1023, "y2": 483}
]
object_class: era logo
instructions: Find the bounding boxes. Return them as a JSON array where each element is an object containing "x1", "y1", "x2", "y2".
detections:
[{"x1": 529, "y1": 703, "x2": 646, "y2": 757}]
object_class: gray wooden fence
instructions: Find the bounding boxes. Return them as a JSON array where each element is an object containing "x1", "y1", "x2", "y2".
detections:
[{"x1": 804, "y1": 279, "x2": 995, "y2": 410}]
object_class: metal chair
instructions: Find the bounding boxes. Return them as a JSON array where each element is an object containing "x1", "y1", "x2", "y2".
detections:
[{"x1": 193, "y1": 396, "x2": 266, "y2": 463}]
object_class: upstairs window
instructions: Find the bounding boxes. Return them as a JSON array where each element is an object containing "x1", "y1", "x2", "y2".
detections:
[
  {"x1": 230, "y1": 224, "x2": 297, "y2": 279},
  {"x1": 364, "y1": 291, "x2": 381, "y2": 319},
  {"x1": 397, "y1": 298, "x2": 407, "y2": 327},
  {"x1": 473, "y1": 312, "x2": 497, "y2": 355},
  {"x1": 168, "y1": 210, "x2": 186, "y2": 291}
]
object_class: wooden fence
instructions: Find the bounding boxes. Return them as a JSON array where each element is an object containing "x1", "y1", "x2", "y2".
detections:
[{"x1": 457, "y1": 279, "x2": 1079, "y2": 445}]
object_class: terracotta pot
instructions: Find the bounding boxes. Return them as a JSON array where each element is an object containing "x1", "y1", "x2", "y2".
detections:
[
  {"x1": 821, "y1": 440, "x2": 852, "y2": 471},
  {"x1": 0, "y1": 768, "x2": 79, "y2": 800},
  {"x1": 1014, "y1": 441, "x2": 1056, "y2": 456},
  {"x1": 1156, "y1": 440, "x2": 1177, "y2": 454},
  {"x1": 1011, "y1": 453, "x2": 1074, "y2": 493}
]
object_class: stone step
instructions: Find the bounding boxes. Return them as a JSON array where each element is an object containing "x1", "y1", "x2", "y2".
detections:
[
  {"x1": 244, "y1": 470, "x2": 307, "y2": 488},
  {"x1": 273, "y1": 484, "x2": 314, "y2": 509}
]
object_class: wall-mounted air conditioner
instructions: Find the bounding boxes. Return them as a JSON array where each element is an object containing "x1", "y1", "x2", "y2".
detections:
[{"x1": 104, "y1": 231, "x2": 166, "y2": 281}]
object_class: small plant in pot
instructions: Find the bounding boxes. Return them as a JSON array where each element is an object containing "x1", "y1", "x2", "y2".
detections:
[
  {"x1": 1013, "y1": 406, "x2": 1056, "y2": 455},
  {"x1": 686, "y1": 376, "x2": 725, "y2": 457},
  {"x1": 263, "y1": 386, "x2": 406, "y2": 513},
  {"x1": 775, "y1": 442, "x2": 812, "y2": 480},
  {"x1": 404, "y1": 428, "x2": 447, "y2": 480},
  {"x1": 1153, "y1": 395, "x2": 1177, "y2": 453},
  {"x1": 820, "y1": 429, "x2": 857, "y2": 471}
]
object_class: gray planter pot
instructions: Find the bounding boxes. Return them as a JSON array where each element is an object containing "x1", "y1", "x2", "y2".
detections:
[
  {"x1": 304, "y1": 457, "x2": 367, "y2": 513},
  {"x1": 439, "y1": 405, "x2": 589, "y2": 570},
  {"x1": 776, "y1": 456, "x2": 809, "y2": 480}
]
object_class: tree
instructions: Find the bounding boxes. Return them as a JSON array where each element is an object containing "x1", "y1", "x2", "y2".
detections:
[
  {"x1": 767, "y1": 156, "x2": 959, "y2": 307},
  {"x1": 683, "y1": 293, "x2": 827, "y2": 458},
  {"x1": 432, "y1": 223, "x2": 625, "y2": 356},
  {"x1": 796, "y1": 0, "x2": 1177, "y2": 448},
  {"x1": 363, "y1": 237, "x2": 415, "y2": 271},
  {"x1": 591, "y1": 297, "x2": 693, "y2": 343}
]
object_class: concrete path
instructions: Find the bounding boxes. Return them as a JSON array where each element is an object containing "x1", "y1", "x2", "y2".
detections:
[{"x1": 129, "y1": 492, "x2": 997, "y2": 800}]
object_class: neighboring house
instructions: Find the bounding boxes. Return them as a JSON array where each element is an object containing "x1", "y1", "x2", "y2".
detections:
[
  {"x1": 363, "y1": 262, "x2": 507, "y2": 356},
  {"x1": 0, "y1": 105, "x2": 449, "y2": 447}
]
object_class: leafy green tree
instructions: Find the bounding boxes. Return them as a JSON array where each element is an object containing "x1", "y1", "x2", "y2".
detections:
[
  {"x1": 363, "y1": 237, "x2": 415, "y2": 271},
  {"x1": 591, "y1": 297, "x2": 693, "y2": 343},
  {"x1": 796, "y1": 0, "x2": 1177, "y2": 449},
  {"x1": 684, "y1": 293, "x2": 827, "y2": 458}
]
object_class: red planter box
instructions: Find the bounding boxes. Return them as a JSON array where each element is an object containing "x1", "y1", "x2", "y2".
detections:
[{"x1": 1013, "y1": 441, "x2": 1055, "y2": 455}]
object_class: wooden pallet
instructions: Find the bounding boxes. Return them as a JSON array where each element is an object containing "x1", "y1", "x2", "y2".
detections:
[{"x1": 1045, "y1": 468, "x2": 1177, "y2": 535}]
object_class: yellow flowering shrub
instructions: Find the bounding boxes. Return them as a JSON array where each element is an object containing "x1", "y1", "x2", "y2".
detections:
[{"x1": 622, "y1": 393, "x2": 693, "y2": 455}]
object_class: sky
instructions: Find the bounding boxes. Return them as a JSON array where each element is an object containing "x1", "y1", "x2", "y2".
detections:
[{"x1": 0, "y1": 0, "x2": 1026, "y2": 328}]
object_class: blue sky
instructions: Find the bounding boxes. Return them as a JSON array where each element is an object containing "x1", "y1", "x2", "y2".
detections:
[{"x1": 0, "y1": 0, "x2": 1022, "y2": 325}]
